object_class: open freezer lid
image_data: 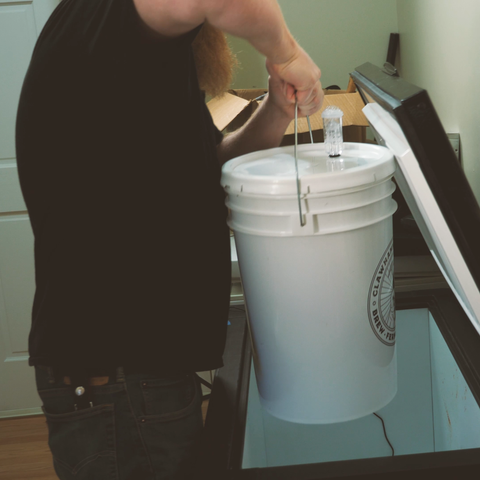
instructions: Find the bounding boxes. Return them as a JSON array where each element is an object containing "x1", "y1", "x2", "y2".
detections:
[{"x1": 351, "y1": 62, "x2": 480, "y2": 335}]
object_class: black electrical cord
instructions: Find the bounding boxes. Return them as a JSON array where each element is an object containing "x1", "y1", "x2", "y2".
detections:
[{"x1": 373, "y1": 413, "x2": 395, "y2": 456}]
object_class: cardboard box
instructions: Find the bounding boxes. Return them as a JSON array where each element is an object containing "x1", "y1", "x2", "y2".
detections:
[
  {"x1": 207, "y1": 88, "x2": 267, "y2": 133},
  {"x1": 207, "y1": 87, "x2": 369, "y2": 145}
]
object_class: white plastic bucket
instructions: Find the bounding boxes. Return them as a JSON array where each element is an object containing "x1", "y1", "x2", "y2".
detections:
[{"x1": 222, "y1": 143, "x2": 398, "y2": 424}]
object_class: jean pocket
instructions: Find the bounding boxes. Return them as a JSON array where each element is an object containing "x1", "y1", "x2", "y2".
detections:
[
  {"x1": 139, "y1": 373, "x2": 200, "y2": 421},
  {"x1": 136, "y1": 374, "x2": 203, "y2": 479},
  {"x1": 41, "y1": 402, "x2": 118, "y2": 480}
]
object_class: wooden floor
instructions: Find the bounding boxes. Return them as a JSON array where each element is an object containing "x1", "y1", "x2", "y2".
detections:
[
  {"x1": 0, "y1": 415, "x2": 56, "y2": 480},
  {"x1": 0, "y1": 401, "x2": 210, "y2": 480}
]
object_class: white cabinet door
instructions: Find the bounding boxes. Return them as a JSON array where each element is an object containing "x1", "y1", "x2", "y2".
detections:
[{"x1": 0, "y1": 0, "x2": 60, "y2": 417}]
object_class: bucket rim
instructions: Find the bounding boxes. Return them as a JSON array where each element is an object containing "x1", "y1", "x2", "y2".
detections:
[{"x1": 221, "y1": 142, "x2": 395, "y2": 196}]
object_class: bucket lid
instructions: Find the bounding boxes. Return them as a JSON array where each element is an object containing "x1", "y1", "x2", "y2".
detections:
[
  {"x1": 352, "y1": 62, "x2": 480, "y2": 336},
  {"x1": 221, "y1": 143, "x2": 395, "y2": 196}
]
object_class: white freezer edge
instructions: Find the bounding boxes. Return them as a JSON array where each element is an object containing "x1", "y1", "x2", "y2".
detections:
[{"x1": 363, "y1": 103, "x2": 480, "y2": 335}]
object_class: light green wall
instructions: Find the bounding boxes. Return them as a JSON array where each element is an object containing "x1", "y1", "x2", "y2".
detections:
[
  {"x1": 228, "y1": 0, "x2": 398, "y2": 90},
  {"x1": 226, "y1": 0, "x2": 480, "y2": 200},
  {"x1": 397, "y1": 0, "x2": 480, "y2": 201}
]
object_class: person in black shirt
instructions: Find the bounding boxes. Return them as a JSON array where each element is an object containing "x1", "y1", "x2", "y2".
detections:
[{"x1": 16, "y1": 0, "x2": 323, "y2": 478}]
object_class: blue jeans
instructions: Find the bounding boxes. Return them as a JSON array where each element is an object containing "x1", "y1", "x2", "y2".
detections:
[{"x1": 35, "y1": 366, "x2": 204, "y2": 480}]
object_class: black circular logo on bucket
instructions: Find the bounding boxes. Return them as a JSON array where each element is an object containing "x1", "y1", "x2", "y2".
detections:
[{"x1": 368, "y1": 240, "x2": 395, "y2": 346}]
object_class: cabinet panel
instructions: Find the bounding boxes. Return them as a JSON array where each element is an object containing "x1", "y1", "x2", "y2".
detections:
[
  {"x1": 0, "y1": 0, "x2": 59, "y2": 415},
  {"x1": 0, "y1": 164, "x2": 27, "y2": 213},
  {"x1": 0, "y1": 215, "x2": 34, "y2": 357},
  {"x1": 0, "y1": 2, "x2": 37, "y2": 161}
]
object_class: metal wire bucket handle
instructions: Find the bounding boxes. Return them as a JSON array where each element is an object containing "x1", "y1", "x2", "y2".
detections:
[{"x1": 294, "y1": 94, "x2": 314, "y2": 227}]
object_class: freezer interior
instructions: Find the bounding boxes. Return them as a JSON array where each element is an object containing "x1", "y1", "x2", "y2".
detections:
[{"x1": 242, "y1": 307, "x2": 480, "y2": 469}]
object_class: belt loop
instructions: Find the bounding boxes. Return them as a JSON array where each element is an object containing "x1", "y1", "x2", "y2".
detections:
[
  {"x1": 46, "y1": 367, "x2": 56, "y2": 385},
  {"x1": 116, "y1": 367, "x2": 125, "y2": 383}
]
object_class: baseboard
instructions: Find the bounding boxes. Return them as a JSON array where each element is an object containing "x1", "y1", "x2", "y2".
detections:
[{"x1": 0, "y1": 407, "x2": 43, "y2": 419}]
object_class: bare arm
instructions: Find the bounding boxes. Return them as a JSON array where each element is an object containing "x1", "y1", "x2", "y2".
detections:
[
  {"x1": 217, "y1": 94, "x2": 290, "y2": 165},
  {"x1": 133, "y1": 0, "x2": 322, "y2": 112},
  {"x1": 217, "y1": 61, "x2": 323, "y2": 164},
  {"x1": 134, "y1": 0, "x2": 296, "y2": 62},
  {"x1": 134, "y1": 0, "x2": 323, "y2": 156}
]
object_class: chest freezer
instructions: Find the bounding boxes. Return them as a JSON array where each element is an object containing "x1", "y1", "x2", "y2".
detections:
[{"x1": 199, "y1": 63, "x2": 480, "y2": 479}]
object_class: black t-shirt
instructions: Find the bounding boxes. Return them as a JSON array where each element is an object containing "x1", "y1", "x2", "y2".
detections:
[{"x1": 16, "y1": 0, "x2": 231, "y2": 374}]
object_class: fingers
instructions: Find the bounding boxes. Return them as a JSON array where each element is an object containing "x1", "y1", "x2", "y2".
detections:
[
  {"x1": 285, "y1": 83, "x2": 296, "y2": 103},
  {"x1": 266, "y1": 49, "x2": 324, "y2": 117},
  {"x1": 296, "y1": 80, "x2": 324, "y2": 117}
]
